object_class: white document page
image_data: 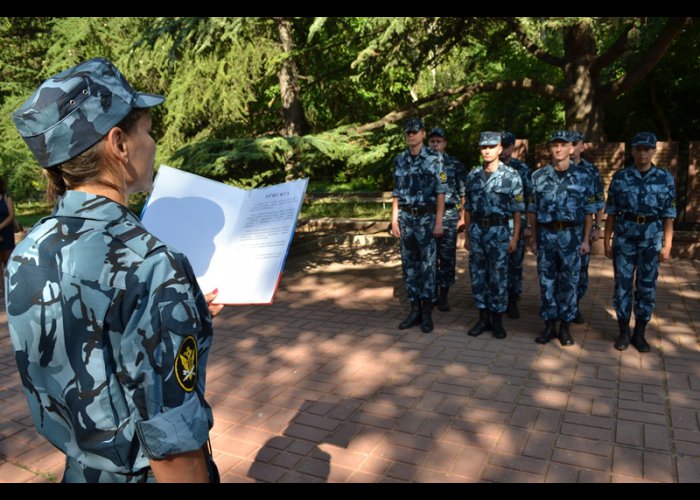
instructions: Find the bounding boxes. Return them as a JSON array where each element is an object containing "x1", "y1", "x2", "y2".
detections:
[{"x1": 141, "y1": 165, "x2": 308, "y2": 305}]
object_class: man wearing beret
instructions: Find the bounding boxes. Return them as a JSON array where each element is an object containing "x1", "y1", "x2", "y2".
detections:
[
  {"x1": 499, "y1": 131, "x2": 533, "y2": 319},
  {"x1": 528, "y1": 131, "x2": 596, "y2": 347},
  {"x1": 428, "y1": 127, "x2": 467, "y2": 312},
  {"x1": 391, "y1": 118, "x2": 447, "y2": 333},
  {"x1": 604, "y1": 132, "x2": 676, "y2": 353},
  {"x1": 463, "y1": 131, "x2": 524, "y2": 340}
]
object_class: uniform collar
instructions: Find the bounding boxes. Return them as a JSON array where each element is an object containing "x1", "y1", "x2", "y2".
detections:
[
  {"x1": 630, "y1": 163, "x2": 659, "y2": 178},
  {"x1": 53, "y1": 190, "x2": 142, "y2": 225}
]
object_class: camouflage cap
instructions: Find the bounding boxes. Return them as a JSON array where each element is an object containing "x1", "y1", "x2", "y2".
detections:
[
  {"x1": 404, "y1": 118, "x2": 425, "y2": 133},
  {"x1": 500, "y1": 131, "x2": 516, "y2": 147},
  {"x1": 12, "y1": 57, "x2": 165, "y2": 168},
  {"x1": 549, "y1": 130, "x2": 572, "y2": 143},
  {"x1": 631, "y1": 131, "x2": 657, "y2": 148},
  {"x1": 429, "y1": 127, "x2": 446, "y2": 138},
  {"x1": 569, "y1": 131, "x2": 584, "y2": 143},
  {"x1": 478, "y1": 131, "x2": 502, "y2": 146}
]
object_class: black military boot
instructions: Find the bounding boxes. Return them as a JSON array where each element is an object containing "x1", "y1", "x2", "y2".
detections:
[
  {"x1": 572, "y1": 301, "x2": 584, "y2": 324},
  {"x1": 468, "y1": 309, "x2": 491, "y2": 337},
  {"x1": 399, "y1": 300, "x2": 422, "y2": 330},
  {"x1": 491, "y1": 312, "x2": 507, "y2": 339},
  {"x1": 631, "y1": 319, "x2": 650, "y2": 353},
  {"x1": 437, "y1": 286, "x2": 450, "y2": 312},
  {"x1": 421, "y1": 300, "x2": 434, "y2": 333},
  {"x1": 559, "y1": 321, "x2": 574, "y2": 346},
  {"x1": 535, "y1": 320, "x2": 557, "y2": 344},
  {"x1": 506, "y1": 294, "x2": 520, "y2": 319},
  {"x1": 614, "y1": 318, "x2": 631, "y2": 351}
]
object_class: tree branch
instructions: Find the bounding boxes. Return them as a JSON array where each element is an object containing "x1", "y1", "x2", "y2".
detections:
[
  {"x1": 354, "y1": 78, "x2": 564, "y2": 134},
  {"x1": 501, "y1": 17, "x2": 564, "y2": 68},
  {"x1": 603, "y1": 17, "x2": 691, "y2": 100},
  {"x1": 591, "y1": 22, "x2": 634, "y2": 72}
]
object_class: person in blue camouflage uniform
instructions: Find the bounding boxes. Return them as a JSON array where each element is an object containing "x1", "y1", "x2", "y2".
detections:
[
  {"x1": 7, "y1": 58, "x2": 223, "y2": 482},
  {"x1": 569, "y1": 131, "x2": 605, "y2": 324},
  {"x1": 463, "y1": 131, "x2": 524, "y2": 340},
  {"x1": 499, "y1": 131, "x2": 533, "y2": 319},
  {"x1": 428, "y1": 127, "x2": 467, "y2": 312},
  {"x1": 528, "y1": 131, "x2": 595, "y2": 347},
  {"x1": 392, "y1": 118, "x2": 447, "y2": 334},
  {"x1": 604, "y1": 132, "x2": 676, "y2": 353}
]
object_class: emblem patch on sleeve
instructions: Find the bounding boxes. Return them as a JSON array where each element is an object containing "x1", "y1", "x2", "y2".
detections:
[
  {"x1": 175, "y1": 336, "x2": 198, "y2": 392},
  {"x1": 439, "y1": 171, "x2": 447, "y2": 183},
  {"x1": 515, "y1": 193, "x2": 524, "y2": 202}
]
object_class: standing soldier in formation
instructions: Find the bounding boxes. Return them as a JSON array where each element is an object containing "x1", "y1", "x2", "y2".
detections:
[
  {"x1": 463, "y1": 131, "x2": 524, "y2": 340},
  {"x1": 604, "y1": 132, "x2": 676, "y2": 353},
  {"x1": 499, "y1": 131, "x2": 533, "y2": 319},
  {"x1": 528, "y1": 131, "x2": 595, "y2": 347},
  {"x1": 428, "y1": 127, "x2": 467, "y2": 312},
  {"x1": 569, "y1": 131, "x2": 605, "y2": 324},
  {"x1": 391, "y1": 118, "x2": 447, "y2": 333}
]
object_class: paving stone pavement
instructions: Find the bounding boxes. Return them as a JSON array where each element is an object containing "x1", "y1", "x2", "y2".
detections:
[{"x1": 1, "y1": 241, "x2": 699, "y2": 483}]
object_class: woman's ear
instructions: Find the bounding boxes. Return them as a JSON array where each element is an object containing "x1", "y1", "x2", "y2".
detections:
[{"x1": 103, "y1": 126, "x2": 129, "y2": 165}]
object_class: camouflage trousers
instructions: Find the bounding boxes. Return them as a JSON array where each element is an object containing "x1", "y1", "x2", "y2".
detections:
[
  {"x1": 467, "y1": 223, "x2": 511, "y2": 313},
  {"x1": 577, "y1": 252, "x2": 591, "y2": 301},
  {"x1": 536, "y1": 226, "x2": 583, "y2": 322},
  {"x1": 507, "y1": 230, "x2": 526, "y2": 298},
  {"x1": 612, "y1": 231, "x2": 661, "y2": 323},
  {"x1": 62, "y1": 456, "x2": 152, "y2": 483},
  {"x1": 399, "y1": 211, "x2": 438, "y2": 302},
  {"x1": 436, "y1": 208, "x2": 460, "y2": 288}
]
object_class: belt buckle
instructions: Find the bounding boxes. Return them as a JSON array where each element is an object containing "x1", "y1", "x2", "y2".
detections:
[
  {"x1": 554, "y1": 221, "x2": 564, "y2": 230},
  {"x1": 482, "y1": 218, "x2": 490, "y2": 227},
  {"x1": 636, "y1": 215, "x2": 645, "y2": 224}
]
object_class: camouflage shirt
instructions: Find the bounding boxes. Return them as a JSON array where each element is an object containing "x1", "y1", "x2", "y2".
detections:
[
  {"x1": 442, "y1": 152, "x2": 467, "y2": 207},
  {"x1": 505, "y1": 158, "x2": 533, "y2": 211},
  {"x1": 528, "y1": 162, "x2": 596, "y2": 223},
  {"x1": 464, "y1": 162, "x2": 525, "y2": 216},
  {"x1": 605, "y1": 164, "x2": 677, "y2": 220},
  {"x1": 392, "y1": 146, "x2": 447, "y2": 206},
  {"x1": 576, "y1": 158, "x2": 605, "y2": 212},
  {"x1": 4, "y1": 191, "x2": 214, "y2": 476}
]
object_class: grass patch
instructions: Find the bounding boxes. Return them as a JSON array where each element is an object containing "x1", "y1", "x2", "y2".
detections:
[{"x1": 301, "y1": 200, "x2": 391, "y2": 219}]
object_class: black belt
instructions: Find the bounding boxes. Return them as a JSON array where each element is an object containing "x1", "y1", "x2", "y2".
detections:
[
  {"x1": 400, "y1": 205, "x2": 435, "y2": 216},
  {"x1": 621, "y1": 213, "x2": 659, "y2": 224},
  {"x1": 445, "y1": 203, "x2": 457, "y2": 209},
  {"x1": 540, "y1": 221, "x2": 579, "y2": 231},
  {"x1": 471, "y1": 215, "x2": 510, "y2": 227}
]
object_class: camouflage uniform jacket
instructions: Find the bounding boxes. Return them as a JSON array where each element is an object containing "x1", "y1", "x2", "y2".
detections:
[
  {"x1": 576, "y1": 158, "x2": 605, "y2": 212},
  {"x1": 392, "y1": 146, "x2": 447, "y2": 206},
  {"x1": 4, "y1": 191, "x2": 214, "y2": 475},
  {"x1": 464, "y1": 162, "x2": 525, "y2": 216},
  {"x1": 442, "y1": 152, "x2": 467, "y2": 207},
  {"x1": 605, "y1": 164, "x2": 677, "y2": 221},
  {"x1": 528, "y1": 163, "x2": 596, "y2": 223},
  {"x1": 506, "y1": 158, "x2": 533, "y2": 211}
]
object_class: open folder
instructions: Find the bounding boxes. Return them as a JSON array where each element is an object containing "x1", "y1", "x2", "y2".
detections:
[{"x1": 141, "y1": 165, "x2": 308, "y2": 305}]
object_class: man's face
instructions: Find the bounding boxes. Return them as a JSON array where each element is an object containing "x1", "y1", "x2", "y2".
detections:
[
  {"x1": 571, "y1": 141, "x2": 584, "y2": 157},
  {"x1": 480, "y1": 144, "x2": 502, "y2": 163},
  {"x1": 549, "y1": 140, "x2": 573, "y2": 163},
  {"x1": 405, "y1": 129, "x2": 426, "y2": 148},
  {"x1": 428, "y1": 136, "x2": 447, "y2": 153},
  {"x1": 631, "y1": 145, "x2": 655, "y2": 165},
  {"x1": 499, "y1": 144, "x2": 515, "y2": 161}
]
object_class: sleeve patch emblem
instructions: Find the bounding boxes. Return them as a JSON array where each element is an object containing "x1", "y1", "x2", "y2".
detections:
[
  {"x1": 439, "y1": 171, "x2": 447, "y2": 183},
  {"x1": 175, "y1": 335, "x2": 198, "y2": 392},
  {"x1": 514, "y1": 193, "x2": 524, "y2": 202}
]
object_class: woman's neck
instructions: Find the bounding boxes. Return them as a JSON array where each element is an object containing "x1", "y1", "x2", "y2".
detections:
[{"x1": 74, "y1": 183, "x2": 127, "y2": 206}]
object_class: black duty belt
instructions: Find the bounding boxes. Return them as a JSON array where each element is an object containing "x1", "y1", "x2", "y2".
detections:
[
  {"x1": 445, "y1": 203, "x2": 457, "y2": 209},
  {"x1": 539, "y1": 221, "x2": 579, "y2": 231},
  {"x1": 621, "y1": 213, "x2": 659, "y2": 224},
  {"x1": 400, "y1": 205, "x2": 435, "y2": 216},
  {"x1": 471, "y1": 215, "x2": 510, "y2": 227}
]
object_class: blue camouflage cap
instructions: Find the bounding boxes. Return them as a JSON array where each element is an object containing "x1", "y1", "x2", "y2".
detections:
[
  {"x1": 479, "y1": 131, "x2": 502, "y2": 146},
  {"x1": 569, "y1": 131, "x2": 584, "y2": 143},
  {"x1": 550, "y1": 130, "x2": 572, "y2": 143},
  {"x1": 500, "y1": 131, "x2": 516, "y2": 147},
  {"x1": 12, "y1": 57, "x2": 165, "y2": 168},
  {"x1": 429, "y1": 127, "x2": 446, "y2": 138},
  {"x1": 631, "y1": 131, "x2": 657, "y2": 148},
  {"x1": 404, "y1": 118, "x2": 425, "y2": 133}
]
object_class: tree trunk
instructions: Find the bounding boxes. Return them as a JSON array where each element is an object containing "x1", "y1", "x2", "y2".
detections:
[
  {"x1": 275, "y1": 17, "x2": 303, "y2": 180},
  {"x1": 562, "y1": 20, "x2": 606, "y2": 142}
]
